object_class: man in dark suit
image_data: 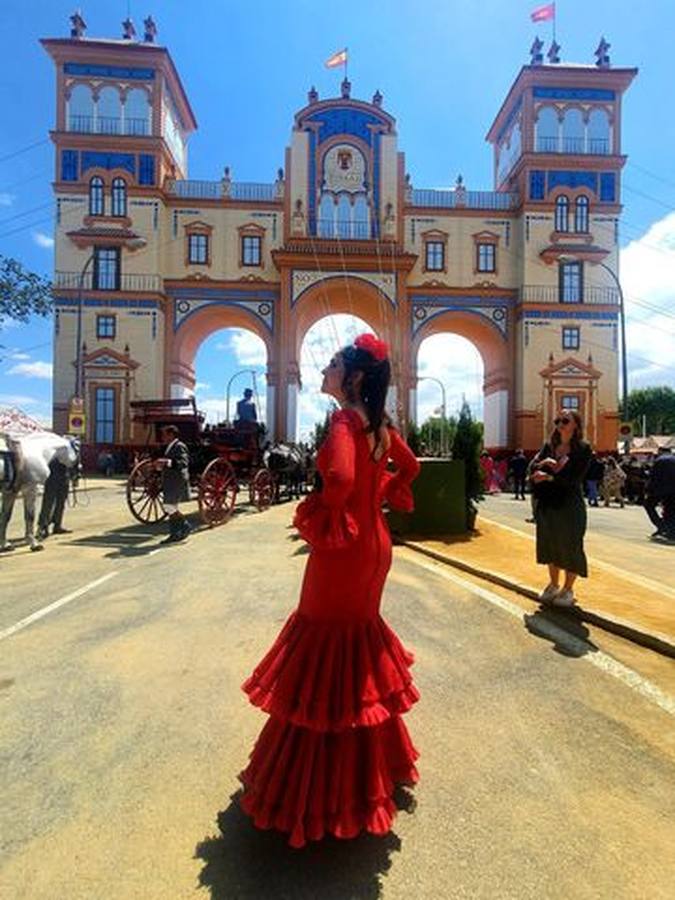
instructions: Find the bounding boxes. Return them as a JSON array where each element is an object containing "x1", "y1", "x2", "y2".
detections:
[
  {"x1": 508, "y1": 448, "x2": 528, "y2": 500},
  {"x1": 644, "y1": 448, "x2": 675, "y2": 539},
  {"x1": 37, "y1": 449, "x2": 76, "y2": 539},
  {"x1": 156, "y1": 425, "x2": 191, "y2": 543}
]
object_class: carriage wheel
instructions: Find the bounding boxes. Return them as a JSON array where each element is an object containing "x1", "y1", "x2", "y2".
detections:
[
  {"x1": 198, "y1": 458, "x2": 238, "y2": 526},
  {"x1": 249, "y1": 468, "x2": 275, "y2": 511},
  {"x1": 126, "y1": 459, "x2": 167, "y2": 524}
]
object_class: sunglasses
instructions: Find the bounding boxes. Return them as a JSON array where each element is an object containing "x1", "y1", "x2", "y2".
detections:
[{"x1": 554, "y1": 417, "x2": 572, "y2": 426}]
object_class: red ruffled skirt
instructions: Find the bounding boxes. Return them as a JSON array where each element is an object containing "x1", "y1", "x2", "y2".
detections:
[{"x1": 240, "y1": 611, "x2": 419, "y2": 848}]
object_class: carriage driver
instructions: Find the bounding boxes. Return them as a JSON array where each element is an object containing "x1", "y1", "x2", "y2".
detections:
[
  {"x1": 155, "y1": 425, "x2": 191, "y2": 543},
  {"x1": 236, "y1": 388, "x2": 257, "y2": 423}
]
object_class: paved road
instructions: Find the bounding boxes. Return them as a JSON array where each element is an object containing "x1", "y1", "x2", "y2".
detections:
[
  {"x1": 480, "y1": 494, "x2": 675, "y2": 590},
  {"x1": 1, "y1": 480, "x2": 674, "y2": 899}
]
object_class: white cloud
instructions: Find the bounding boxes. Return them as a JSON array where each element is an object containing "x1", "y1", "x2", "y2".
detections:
[
  {"x1": 620, "y1": 211, "x2": 675, "y2": 388},
  {"x1": 194, "y1": 381, "x2": 211, "y2": 391},
  {"x1": 7, "y1": 360, "x2": 53, "y2": 380},
  {"x1": 0, "y1": 393, "x2": 41, "y2": 407},
  {"x1": 2, "y1": 350, "x2": 30, "y2": 361},
  {"x1": 0, "y1": 193, "x2": 14, "y2": 207},
  {"x1": 32, "y1": 230, "x2": 54, "y2": 249},
  {"x1": 218, "y1": 329, "x2": 267, "y2": 367}
]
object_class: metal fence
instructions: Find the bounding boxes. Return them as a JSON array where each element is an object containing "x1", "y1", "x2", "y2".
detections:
[
  {"x1": 54, "y1": 271, "x2": 162, "y2": 293},
  {"x1": 521, "y1": 285, "x2": 619, "y2": 305},
  {"x1": 410, "y1": 189, "x2": 518, "y2": 210}
]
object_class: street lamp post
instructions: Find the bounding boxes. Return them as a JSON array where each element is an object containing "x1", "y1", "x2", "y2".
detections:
[
  {"x1": 226, "y1": 368, "x2": 258, "y2": 424},
  {"x1": 558, "y1": 254, "x2": 628, "y2": 440},
  {"x1": 418, "y1": 376, "x2": 447, "y2": 456},
  {"x1": 74, "y1": 252, "x2": 96, "y2": 399},
  {"x1": 596, "y1": 260, "x2": 628, "y2": 421}
]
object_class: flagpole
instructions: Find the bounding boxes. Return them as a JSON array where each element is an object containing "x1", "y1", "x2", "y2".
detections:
[
  {"x1": 552, "y1": 2, "x2": 557, "y2": 42},
  {"x1": 344, "y1": 46, "x2": 348, "y2": 81}
]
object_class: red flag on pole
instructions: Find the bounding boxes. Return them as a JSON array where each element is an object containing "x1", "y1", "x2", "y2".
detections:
[
  {"x1": 531, "y1": 2, "x2": 555, "y2": 22},
  {"x1": 325, "y1": 48, "x2": 348, "y2": 69}
]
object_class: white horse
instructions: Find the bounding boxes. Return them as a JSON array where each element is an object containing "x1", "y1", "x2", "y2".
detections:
[{"x1": 0, "y1": 431, "x2": 79, "y2": 552}]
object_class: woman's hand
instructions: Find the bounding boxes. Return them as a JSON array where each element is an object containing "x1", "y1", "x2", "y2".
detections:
[
  {"x1": 531, "y1": 470, "x2": 552, "y2": 483},
  {"x1": 535, "y1": 457, "x2": 557, "y2": 470}
]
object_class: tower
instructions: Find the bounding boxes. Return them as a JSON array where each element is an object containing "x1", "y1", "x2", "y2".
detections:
[
  {"x1": 486, "y1": 39, "x2": 636, "y2": 449},
  {"x1": 42, "y1": 13, "x2": 196, "y2": 440}
]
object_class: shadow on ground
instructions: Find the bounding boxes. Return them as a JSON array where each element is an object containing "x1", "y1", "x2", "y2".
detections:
[
  {"x1": 524, "y1": 608, "x2": 599, "y2": 658},
  {"x1": 195, "y1": 788, "x2": 415, "y2": 900}
]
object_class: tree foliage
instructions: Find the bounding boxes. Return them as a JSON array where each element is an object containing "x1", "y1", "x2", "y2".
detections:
[
  {"x1": 622, "y1": 386, "x2": 675, "y2": 435},
  {"x1": 0, "y1": 255, "x2": 53, "y2": 328},
  {"x1": 451, "y1": 401, "x2": 484, "y2": 507}
]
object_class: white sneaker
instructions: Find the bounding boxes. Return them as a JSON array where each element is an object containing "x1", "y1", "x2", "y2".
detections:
[
  {"x1": 539, "y1": 583, "x2": 560, "y2": 603},
  {"x1": 552, "y1": 589, "x2": 576, "y2": 608}
]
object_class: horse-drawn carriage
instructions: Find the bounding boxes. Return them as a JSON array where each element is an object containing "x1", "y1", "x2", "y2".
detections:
[{"x1": 126, "y1": 398, "x2": 305, "y2": 526}]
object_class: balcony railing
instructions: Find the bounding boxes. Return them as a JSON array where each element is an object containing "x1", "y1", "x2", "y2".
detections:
[
  {"x1": 521, "y1": 285, "x2": 619, "y2": 305},
  {"x1": 315, "y1": 219, "x2": 372, "y2": 239},
  {"x1": 67, "y1": 115, "x2": 151, "y2": 136},
  {"x1": 54, "y1": 271, "x2": 162, "y2": 293},
  {"x1": 166, "y1": 179, "x2": 278, "y2": 201},
  {"x1": 535, "y1": 136, "x2": 610, "y2": 155},
  {"x1": 409, "y1": 189, "x2": 518, "y2": 210}
]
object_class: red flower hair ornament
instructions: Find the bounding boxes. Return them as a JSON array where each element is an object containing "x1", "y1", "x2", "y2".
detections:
[{"x1": 353, "y1": 333, "x2": 389, "y2": 362}]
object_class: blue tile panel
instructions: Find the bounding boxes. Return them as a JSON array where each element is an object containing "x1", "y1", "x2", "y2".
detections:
[
  {"x1": 529, "y1": 170, "x2": 546, "y2": 200},
  {"x1": 64, "y1": 62, "x2": 155, "y2": 80},
  {"x1": 81, "y1": 151, "x2": 136, "y2": 176},
  {"x1": 139, "y1": 154, "x2": 156, "y2": 186},
  {"x1": 55, "y1": 297, "x2": 159, "y2": 309},
  {"x1": 533, "y1": 87, "x2": 615, "y2": 101},
  {"x1": 548, "y1": 170, "x2": 598, "y2": 193},
  {"x1": 61, "y1": 149, "x2": 78, "y2": 181},
  {"x1": 518, "y1": 309, "x2": 618, "y2": 321},
  {"x1": 600, "y1": 173, "x2": 616, "y2": 202}
]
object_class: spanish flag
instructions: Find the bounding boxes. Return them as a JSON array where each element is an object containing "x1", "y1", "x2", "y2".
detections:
[
  {"x1": 325, "y1": 48, "x2": 348, "y2": 69},
  {"x1": 531, "y1": 2, "x2": 555, "y2": 22}
]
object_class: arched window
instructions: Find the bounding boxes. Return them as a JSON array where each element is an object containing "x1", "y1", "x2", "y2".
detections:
[
  {"x1": 562, "y1": 108, "x2": 585, "y2": 153},
  {"x1": 89, "y1": 176, "x2": 104, "y2": 216},
  {"x1": 125, "y1": 87, "x2": 151, "y2": 136},
  {"x1": 111, "y1": 178, "x2": 127, "y2": 217},
  {"x1": 555, "y1": 195, "x2": 569, "y2": 232},
  {"x1": 536, "y1": 106, "x2": 559, "y2": 152},
  {"x1": 336, "y1": 194, "x2": 352, "y2": 238},
  {"x1": 353, "y1": 194, "x2": 370, "y2": 238},
  {"x1": 574, "y1": 195, "x2": 589, "y2": 233},
  {"x1": 588, "y1": 108, "x2": 610, "y2": 155},
  {"x1": 318, "y1": 194, "x2": 335, "y2": 237},
  {"x1": 97, "y1": 86, "x2": 121, "y2": 134},
  {"x1": 68, "y1": 83, "x2": 94, "y2": 132}
]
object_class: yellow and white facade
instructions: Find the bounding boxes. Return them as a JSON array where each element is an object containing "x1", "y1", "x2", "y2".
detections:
[{"x1": 43, "y1": 18, "x2": 636, "y2": 452}]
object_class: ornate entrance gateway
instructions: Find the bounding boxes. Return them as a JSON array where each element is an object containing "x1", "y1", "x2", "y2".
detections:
[{"x1": 45, "y1": 18, "x2": 635, "y2": 451}]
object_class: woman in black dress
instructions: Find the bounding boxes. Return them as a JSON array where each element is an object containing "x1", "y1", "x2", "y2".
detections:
[{"x1": 530, "y1": 410, "x2": 592, "y2": 607}]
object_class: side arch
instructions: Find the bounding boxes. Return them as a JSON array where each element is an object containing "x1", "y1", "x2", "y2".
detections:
[{"x1": 412, "y1": 309, "x2": 512, "y2": 449}]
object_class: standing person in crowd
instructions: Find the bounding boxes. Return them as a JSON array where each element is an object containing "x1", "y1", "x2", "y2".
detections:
[
  {"x1": 601, "y1": 456, "x2": 626, "y2": 508},
  {"x1": 239, "y1": 333, "x2": 420, "y2": 848},
  {"x1": 530, "y1": 410, "x2": 592, "y2": 608},
  {"x1": 36, "y1": 442, "x2": 77, "y2": 539},
  {"x1": 644, "y1": 447, "x2": 675, "y2": 539},
  {"x1": 509, "y1": 448, "x2": 528, "y2": 500},
  {"x1": 155, "y1": 424, "x2": 191, "y2": 544},
  {"x1": 480, "y1": 450, "x2": 501, "y2": 494},
  {"x1": 585, "y1": 452, "x2": 605, "y2": 507}
]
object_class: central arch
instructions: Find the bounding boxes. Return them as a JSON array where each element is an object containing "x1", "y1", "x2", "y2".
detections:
[
  {"x1": 412, "y1": 309, "x2": 513, "y2": 449},
  {"x1": 284, "y1": 275, "x2": 399, "y2": 439}
]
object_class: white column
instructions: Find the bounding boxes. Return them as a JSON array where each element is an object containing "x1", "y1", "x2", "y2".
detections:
[
  {"x1": 266, "y1": 384, "x2": 276, "y2": 442},
  {"x1": 386, "y1": 385, "x2": 398, "y2": 426},
  {"x1": 170, "y1": 383, "x2": 190, "y2": 399},
  {"x1": 409, "y1": 388, "x2": 417, "y2": 426},
  {"x1": 286, "y1": 383, "x2": 298, "y2": 442},
  {"x1": 483, "y1": 389, "x2": 509, "y2": 448}
]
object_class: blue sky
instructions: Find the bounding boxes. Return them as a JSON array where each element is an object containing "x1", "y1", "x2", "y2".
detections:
[{"x1": 1, "y1": 0, "x2": 674, "y2": 436}]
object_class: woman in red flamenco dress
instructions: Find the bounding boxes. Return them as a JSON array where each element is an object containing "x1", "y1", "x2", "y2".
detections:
[{"x1": 240, "y1": 333, "x2": 421, "y2": 848}]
